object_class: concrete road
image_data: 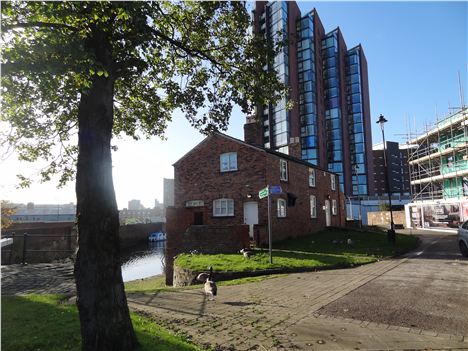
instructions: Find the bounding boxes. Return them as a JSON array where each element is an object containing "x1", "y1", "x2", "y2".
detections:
[{"x1": 320, "y1": 230, "x2": 468, "y2": 336}]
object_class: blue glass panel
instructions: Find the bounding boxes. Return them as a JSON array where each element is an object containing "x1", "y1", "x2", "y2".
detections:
[{"x1": 352, "y1": 103, "x2": 361, "y2": 113}]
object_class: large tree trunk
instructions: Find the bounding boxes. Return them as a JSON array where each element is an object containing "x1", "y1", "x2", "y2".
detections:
[{"x1": 74, "y1": 29, "x2": 137, "y2": 351}]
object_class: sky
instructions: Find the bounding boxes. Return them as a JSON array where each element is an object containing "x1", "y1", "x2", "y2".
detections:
[{"x1": 1, "y1": 1, "x2": 467, "y2": 209}]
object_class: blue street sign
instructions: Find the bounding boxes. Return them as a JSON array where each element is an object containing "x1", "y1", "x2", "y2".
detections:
[{"x1": 269, "y1": 185, "x2": 282, "y2": 194}]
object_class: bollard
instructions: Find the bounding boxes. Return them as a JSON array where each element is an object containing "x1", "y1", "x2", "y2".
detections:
[{"x1": 22, "y1": 233, "x2": 28, "y2": 265}]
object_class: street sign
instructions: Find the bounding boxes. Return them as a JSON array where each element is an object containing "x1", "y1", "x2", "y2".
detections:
[
  {"x1": 258, "y1": 187, "x2": 269, "y2": 199},
  {"x1": 269, "y1": 185, "x2": 282, "y2": 195}
]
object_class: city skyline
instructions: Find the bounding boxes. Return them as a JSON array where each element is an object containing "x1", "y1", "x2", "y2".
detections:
[{"x1": 1, "y1": 1, "x2": 466, "y2": 208}]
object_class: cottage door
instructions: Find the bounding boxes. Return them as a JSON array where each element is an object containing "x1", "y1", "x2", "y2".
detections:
[
  {"x1": 325, "y1": 199, "x2": 331, "y2": 227},
  {"x1": 243, "y1": 202, "x2": 259, "y2": 238}
]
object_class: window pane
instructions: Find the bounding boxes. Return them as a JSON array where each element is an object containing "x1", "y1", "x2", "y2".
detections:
[
  {"x1": 309, "y1": 168, "x2": 316, "y2": 187},
  {"x1": 310, "y1": 195, "x2": 316, "y2": 218}
]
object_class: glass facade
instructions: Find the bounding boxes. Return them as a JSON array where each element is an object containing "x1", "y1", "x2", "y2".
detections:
[
  {"x1": 297, "y1": 14, "x2": 318, "y2": 165},
  {"x1": 262, "y1": 1, "x2": 290, "y2": 150},
  {"x1": 321, "y1": 30, "x2": 345, "y2": 192},
  {"x1": 253, "y1": 2, "x2": 373, "y2": 197},
  {"x1": 346, "y1": 46, "x2": 368, "y2": 196}
]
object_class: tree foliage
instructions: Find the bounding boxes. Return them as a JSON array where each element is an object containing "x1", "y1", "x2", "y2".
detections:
[
  {"x1": 1, "y1": 1, "x2": 286, "y2": 187},
  {"x1": 1, "y1": 2, "x2": 287, "y2": 350},
  {"x1": 1, "y1": 200, "x2": 16, "y2": 229}
]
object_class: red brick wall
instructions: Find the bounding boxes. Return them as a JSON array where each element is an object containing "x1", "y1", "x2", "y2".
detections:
[
  {"x1": 165, "y1": 207, "x2": 249, "y2": 285},
  {"x1": 244, "y1": 119, "x2": 263, "y2": 147},
  {"x1": 174, "y1": 134, "x2": 267, "y2": 224},
  {"x1": 173, "y1": 134, "x2": 345, "y2": 247},
  {"x1": 264, "y1": 156, "x2": 343, "y2": 241}
]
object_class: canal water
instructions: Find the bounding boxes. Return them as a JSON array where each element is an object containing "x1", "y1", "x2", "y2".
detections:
[{"x1": 121, "y1": 241, "x2": 165, "y2": 282}]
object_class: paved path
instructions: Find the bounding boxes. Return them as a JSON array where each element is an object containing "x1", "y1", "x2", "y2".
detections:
[
  {"x1": 1, "y1": 262, "x2": 75, "y2": 296},
  {"x1": 127, "y1": 254, "x2": 468, "y2": 350},
  {"x1": 3, "y1": 230, "x2": 468, "y2": 350}
]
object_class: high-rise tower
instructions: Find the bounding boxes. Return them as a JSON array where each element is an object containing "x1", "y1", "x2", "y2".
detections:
[{"x1": 245, "y1": 1, "x2": 374, "y2": 196}]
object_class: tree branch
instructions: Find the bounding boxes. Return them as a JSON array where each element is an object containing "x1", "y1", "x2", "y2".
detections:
[{"x1": 150, "y1": 26, "x2": 223, "y2": 67}]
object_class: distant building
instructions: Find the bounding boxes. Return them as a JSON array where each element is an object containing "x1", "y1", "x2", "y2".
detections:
[
  {"x1": 119, "y1": 208, "x2": 164, "y2": 225},
  {"x1": 372, "y1": 141, "x2": 411, "y2": 197},
  {"x1": 405, "y1": 107, "x2": 468, "y2": 230},
  {"x1": 128, "y1": 199, "x2": 143, "y2": 211},
  {"x1": 8, "y1": 203, "x2": 76, "y2": 223},
  {"x1": 163, "y1": 178, "x2": 174, "y2": 208},
  {"x1": 154, "y1": 198, "x2": 162, "y2": 208}
]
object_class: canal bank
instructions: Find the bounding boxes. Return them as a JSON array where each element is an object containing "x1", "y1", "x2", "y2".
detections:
[{"x1": 1, "y1": 240, "x2": 166, "y2": 296}]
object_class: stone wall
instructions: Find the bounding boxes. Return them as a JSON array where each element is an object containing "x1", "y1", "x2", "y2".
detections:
[
  {"x1": 1, "y1": 222, "x2": 164, "y2": 264},
  {"x1": 165, "y1": 207, "x2": 250, "y2": 286},
  {"x1": 367, "y1": 211, "x2": 407, "y2": 228}
]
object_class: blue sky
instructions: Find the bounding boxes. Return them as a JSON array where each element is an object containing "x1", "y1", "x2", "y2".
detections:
[
  {"x1": 1, "y1": 1, "x2": 467, "y2": 208},
  {"x1": 300, "y1": 1, "x2": 467, "y2": 142}
]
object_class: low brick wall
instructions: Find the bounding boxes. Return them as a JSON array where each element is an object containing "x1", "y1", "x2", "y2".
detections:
[
  {"x1": 367, "y1": 211, "x2": 406, "y2": 228},
  {"x1": 2, "y1": 222, "x2": 165, "y2": 264},
  {"x1": 165, "y1": 207, "x2": 250, "y2": 286},
  {"x1": 1, "y1": 223, "x2": 76, "y2": 264}
]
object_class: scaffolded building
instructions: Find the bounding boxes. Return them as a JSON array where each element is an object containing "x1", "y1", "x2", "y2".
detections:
[{"x1": 405, "y1": 107, "x2": 468, "y2": 229}]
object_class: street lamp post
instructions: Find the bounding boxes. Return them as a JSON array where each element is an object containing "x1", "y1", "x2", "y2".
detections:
[
  {"x1": 376, "y1": 114, "x2": 396, "y2": 244},
  {"x1": 353, "y1": 164, "x2": 362, "y2": 229}
]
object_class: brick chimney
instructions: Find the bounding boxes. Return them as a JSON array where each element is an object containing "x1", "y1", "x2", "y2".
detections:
[{"x1": 243, "y1": 115, "x2": 263, "y2": 147}]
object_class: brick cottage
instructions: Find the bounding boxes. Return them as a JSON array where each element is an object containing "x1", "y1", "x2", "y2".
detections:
[{"x1": 172, "y1": 132, "x2": 345, "y2": 243}]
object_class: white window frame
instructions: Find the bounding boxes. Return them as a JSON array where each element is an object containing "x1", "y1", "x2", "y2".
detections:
[
  {"x1": 277, "y1": 198, "x2": 287, "y2": 218},
  {"x1": 220, "y1": 152, "x2": 238, "y2": 172},
  {"x1": 310, "y1": 195, "x2": 317, "y2": 218},
  {"x1": 332, "y1": 199, "x2": 337, "y2": 215},
  {"x1": 331, "y1": 174, "x2": 336, "y2": 191},
  {"x1": 213, "y1": 198, "x2": 234, "y2": 217},
  {"x1": 308, "y1": 168, "x2": 316, "y2": 187},
  {"x1": 280, "y1": 159, "x2": 288, "y2": 181}
]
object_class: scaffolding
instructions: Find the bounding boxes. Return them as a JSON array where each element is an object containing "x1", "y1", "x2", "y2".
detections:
[{"x1": 405, "y1": 106, "x2": 468, "y2": 202}]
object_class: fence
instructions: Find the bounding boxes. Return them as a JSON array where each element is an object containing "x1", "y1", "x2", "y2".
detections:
[{"x1": 1, "y1": 232, "x2": 77, "y2": 265}]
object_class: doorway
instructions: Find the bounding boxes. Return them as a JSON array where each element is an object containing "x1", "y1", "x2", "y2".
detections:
[
  {"x1": 194, "y1": 212, "x2": 203, "y2": 225},
  {"x1": 243, "y1": 202, "x2": 259, "y2": 238},
  {"x1": 325, "y1": 199, "x2": 331, "y2": 227}
]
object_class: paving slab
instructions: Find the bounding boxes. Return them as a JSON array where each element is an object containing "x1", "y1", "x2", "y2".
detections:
[{"x1": 127, "y1": 258, "x2": 468, "y2": 350}]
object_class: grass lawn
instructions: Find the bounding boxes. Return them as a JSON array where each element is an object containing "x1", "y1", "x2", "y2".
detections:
[
  {"x1": 125, "y1": 274, "x2": 285, "y2": 293},
  {"x1": 175, "y1": 229, "x2": 418, "y2": 273},
  {"x1": 1, "y1": 294, "x2": 203, "y2": 351}
]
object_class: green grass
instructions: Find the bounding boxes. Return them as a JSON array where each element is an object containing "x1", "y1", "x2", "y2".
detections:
[
  {"x1": 1, "y1": 295, "x2": 203, "y2": 351},
  {"x1": 125, "y1": 274, "x2": 285, "y2": 293},
  {"x1": 175, "y1": 229, "x2": 419, "y2": 273},
  {"x1": 125, "y1": 275, "x2": 168, "y2": 293}
]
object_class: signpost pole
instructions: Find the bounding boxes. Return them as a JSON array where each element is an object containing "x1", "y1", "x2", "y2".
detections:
[{"x1": 267, "y1": 185, "x2": 272, "y2": 264}]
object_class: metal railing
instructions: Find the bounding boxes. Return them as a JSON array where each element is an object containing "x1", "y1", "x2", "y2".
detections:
[{"x1": 2, "y1": 232, "x2": 77, "y2": 265}]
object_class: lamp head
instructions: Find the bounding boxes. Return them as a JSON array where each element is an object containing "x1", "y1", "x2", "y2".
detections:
[{"x1": 376, "y1": 114, "x2": 387, "y2": 129}]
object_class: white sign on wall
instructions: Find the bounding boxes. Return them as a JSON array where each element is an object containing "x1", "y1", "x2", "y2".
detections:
[{"x1": 185, "y1": 200, "x2": 204, "y2": 208}]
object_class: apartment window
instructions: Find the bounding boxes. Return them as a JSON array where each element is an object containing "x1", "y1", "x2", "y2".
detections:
[
  {"x1": 331, "y1": 174, "x2": 336, "y2": 190},
  {"x1": 220, "y1": 152, "x2": 237, "y2": 172},
  {"x1": 277, "y1": 198, "x2": 287, "y2": 218},
  {"x1": 308, "y1": 168, "x2": 316, "y2": 187},
  {"x1": 213, "y1": 198, "x2": 234, "y2": 217},
  {"x1": 280, "y1": 159, "x2": 288, "y2": 181},
  {"x1": 332, "y1": 199, "x2": 337, "y2": 215},
  {"x1": 310, "y1": 195, "x2": 317, "y2": 218}
]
